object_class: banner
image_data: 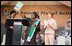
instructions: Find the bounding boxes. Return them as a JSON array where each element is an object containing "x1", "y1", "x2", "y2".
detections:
[
  {"x1": 14, "y1": 2, "x2": 23, "y2": 11},
  {"x1": 27, "y1": 20, "x2": 40, "y2": 42}
]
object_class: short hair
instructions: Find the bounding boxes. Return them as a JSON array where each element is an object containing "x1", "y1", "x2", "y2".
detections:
[
  {"x1": 48, "y1": 13, "x2": 53, "y2": 18},
  {"x1": 51, "y1": 13, "x2": 53, "y2": 18},
  {"x1": 10, "y1": 10, "x2": 16, "y2": 15}
]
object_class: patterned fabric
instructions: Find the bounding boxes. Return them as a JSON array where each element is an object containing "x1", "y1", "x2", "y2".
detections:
[
  {"x1": 12, "y1": 25, "x2": 22, "y2": 45},
  {"x1": 24, "y1": 18, "x2": 40, "y2": 45}
]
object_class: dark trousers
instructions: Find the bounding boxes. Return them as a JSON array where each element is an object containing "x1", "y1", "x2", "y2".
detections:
[{"x1": 5, "y1": 29, "x2": 13, "y2": 45}]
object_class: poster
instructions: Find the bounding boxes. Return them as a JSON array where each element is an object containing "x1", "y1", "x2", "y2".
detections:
[{"x1": 14, "y1": 2, "x2": 23, "y2": 11}]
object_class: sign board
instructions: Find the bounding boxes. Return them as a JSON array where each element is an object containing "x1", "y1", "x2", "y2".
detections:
[{"x1": 14, "y1": 2, "x2": 23, "y2": 11}]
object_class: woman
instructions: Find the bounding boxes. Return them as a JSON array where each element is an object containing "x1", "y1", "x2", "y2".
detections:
[
  {"x1": 43, "y1": 13, "x2": 57, "y2": 45},
  {"x1": 23, "y1": 12, "x2": 40, "y2": 45}
]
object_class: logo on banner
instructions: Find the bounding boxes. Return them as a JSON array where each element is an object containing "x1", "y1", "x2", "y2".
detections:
[{"x1": 3, "y1": 8, "x2": 10, "y2": 16}]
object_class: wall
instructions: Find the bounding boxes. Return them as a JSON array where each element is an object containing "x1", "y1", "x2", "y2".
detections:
[{"x1": 1, "y1": 5, "x2": 71, "y2": 28}]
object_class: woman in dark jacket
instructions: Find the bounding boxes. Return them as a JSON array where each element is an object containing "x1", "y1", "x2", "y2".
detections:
[{"x1": 23, "y1": 12, "x2": 40, "y2": 45}]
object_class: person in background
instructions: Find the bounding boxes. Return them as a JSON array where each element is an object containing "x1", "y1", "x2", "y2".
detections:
[
  {"x1": 64, "y1": 17, "x2": 71, "y2": 45},
  {"x1": 57, "y1": 17, "x2": 71, "y2": 45},
  {"x1": 43, "y1": 13, "x2": 57, "y2": 45},
  {"x1": 40, "y1": 34, "x2": 45, "y2": 45},
  {"x1": 36, "y1": 33, "x2": 41, "y2": 45},
  {"x1": 5, "y1": 10, "x2": 16, "y2": 45},
  {"x1": 36, "y1": 32, "x2": 45, "y2": 45}
]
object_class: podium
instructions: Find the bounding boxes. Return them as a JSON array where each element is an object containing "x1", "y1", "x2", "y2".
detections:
[{"x1": 6, "y1": 18, "x2": 30, "y2": 45}]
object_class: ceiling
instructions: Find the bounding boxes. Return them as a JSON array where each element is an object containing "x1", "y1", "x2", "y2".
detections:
[{"x1": 1, "y1": 1, "x2": 71, "y2": 7}]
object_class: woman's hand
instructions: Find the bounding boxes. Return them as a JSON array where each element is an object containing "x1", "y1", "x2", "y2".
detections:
[
  {"x1": 48, "y1": 23, "x2": 53, "y2": 28},
  {"x1": 32, "y1": 24, "x2": 37, "y2": 27},
  {"x1": 10, "y1": 26, "x2": 14, "y2": 30},
  {"x1": 48, "y1": 23, "x2": 57, "y2": 30}
]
